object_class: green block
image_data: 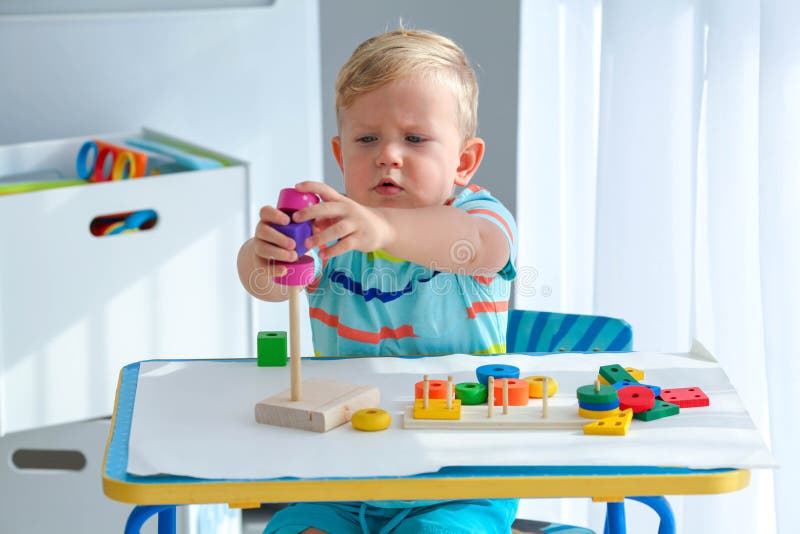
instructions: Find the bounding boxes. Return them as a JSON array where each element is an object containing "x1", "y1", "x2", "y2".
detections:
[
  {"x1": 634, "y1": 400, "x2": 680, "y2": 421},
  {"x1": 257, "y1": 331, "x2": 287, "y2": 367},
  {"x1": 599, "y1": 364, "x2": 638, "y2": 385}
]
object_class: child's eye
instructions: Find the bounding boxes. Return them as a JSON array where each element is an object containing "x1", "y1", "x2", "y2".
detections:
[
  {"x1": 405, "y1": 135, "x2": 424, "y2": 143},
  {"x1": 357, "y1": 136, "x2": 377, "y2": 143}
]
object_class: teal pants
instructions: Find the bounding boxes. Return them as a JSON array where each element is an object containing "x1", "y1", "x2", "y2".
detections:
[{"x1": 263, "y1": 499, "x2": 519, "y2": 534}]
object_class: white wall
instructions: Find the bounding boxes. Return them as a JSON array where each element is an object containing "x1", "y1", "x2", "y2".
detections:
[{"x1": 0, "y1": 1, "x2": 323, "y2": 352}]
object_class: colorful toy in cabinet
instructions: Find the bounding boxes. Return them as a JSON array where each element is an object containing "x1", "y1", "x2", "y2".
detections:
[{"x1": 254, "y1": 188, "x2": 380, "y2": 433}]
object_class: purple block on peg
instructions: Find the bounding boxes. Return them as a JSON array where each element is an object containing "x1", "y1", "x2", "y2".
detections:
[
  {"x1": 277, "y1": 188, "x2": 320, "y2": 215},
  {"x1": 271, "y1": 220, "x2": 313, "y2": 257}
]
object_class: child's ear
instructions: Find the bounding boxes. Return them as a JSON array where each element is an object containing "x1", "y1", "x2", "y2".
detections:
[
  {"x1": 454, "y1": 137, "x2": 485, "y2": 186},
  {"x1": 331, "y1": 136, "x2": 344, "y2": 173}
]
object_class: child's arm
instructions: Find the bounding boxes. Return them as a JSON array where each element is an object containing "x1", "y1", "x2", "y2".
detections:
[
  {"x1": 293, "y1": 181, "x2": 510, "y2": 275},
  {"x1": 237, "y1": 205, "x2": 306, "y2": 302}
]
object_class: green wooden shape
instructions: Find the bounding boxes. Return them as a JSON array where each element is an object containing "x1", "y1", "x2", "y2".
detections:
[
  {"x1": 576, "y1": 383, "x2": 618, "y2": 404},
  {"x1": 633, "y1": 400, "x2": 680, "y2": 421},
  {"x1": 455, "y1": 382, "x2": 488, "y2": 405},
  {"x1": 257, "y1": 331, "x2": 287, "y2": 367},
  {"x1": 599, "y1": 364, "x2": 638, "y2": 385}
]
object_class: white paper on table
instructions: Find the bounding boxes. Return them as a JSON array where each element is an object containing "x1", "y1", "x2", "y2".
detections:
[{"x1": 126, "y1": 351, "x2": 775, "y2": 480}]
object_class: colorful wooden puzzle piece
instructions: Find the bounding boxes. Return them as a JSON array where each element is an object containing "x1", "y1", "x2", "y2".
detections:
[
  {"x1": 598, "y1": 366, "x2": 644, "y2": 385},
  {"x1": 634, "y1": 400, "x2": 680, "y2": 421},
  {"x1": 617, "y1": 385, "x2": 656, "y2": 413},
  {"x1": 257, "y1": 331, "x2": 287, "y2": 367},
  {"x1": 659, "y1": 387, "x2": 709, "y2": 408},
  {"x1": 583, "y1": 408, "x2": 633, "y2": 436},
  {"x1": 598, "y1": 364, "x2": 638, "y2": 385}
]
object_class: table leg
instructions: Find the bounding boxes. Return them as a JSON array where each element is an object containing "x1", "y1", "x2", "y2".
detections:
[
  {"x1": 629, "y1": 496, "x2": 675, "y2": 534},
  {"x1": 603, "y1": 496, "x2": 675, "y2": 534},
  {"x1": 604, "y1": 501, "x2": 626, "y2": 534},
  {"x1": 124, "y1": 505, "x2": 177, "y2": 534}
]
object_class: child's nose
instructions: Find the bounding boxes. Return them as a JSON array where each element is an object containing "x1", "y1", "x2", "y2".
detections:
[{"x1": 376, "y1": 143, "x2": 402, "y2": 168}]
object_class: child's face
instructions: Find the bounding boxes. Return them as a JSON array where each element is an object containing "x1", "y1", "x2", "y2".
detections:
[{"x1": 332, "y1": 75, "x2": 479, "y2": 209}]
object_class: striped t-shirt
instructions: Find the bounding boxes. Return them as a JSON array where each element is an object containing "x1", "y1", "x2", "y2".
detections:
[{"x1": 305, "y1": 185, "x2": 518, "y2": 357}]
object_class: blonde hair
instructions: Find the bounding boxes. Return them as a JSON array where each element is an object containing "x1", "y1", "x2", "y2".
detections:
[{"x1": 335, "y1": 28, "x2": 479, "y2": 139}]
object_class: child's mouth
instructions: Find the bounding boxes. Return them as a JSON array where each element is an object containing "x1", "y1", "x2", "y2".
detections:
[{"x1": 375, "y1": 181, "x2": 403, "y2": 195}]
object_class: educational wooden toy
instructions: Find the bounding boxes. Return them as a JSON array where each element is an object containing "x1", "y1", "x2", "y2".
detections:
[
  {"x1": 598, "y1": 366, "x2": 644, "y2": 385},
  {"x1": 255, "y1": 188, "x2": 380, "y2": 433},
  {"x1": 583, "y1": 408, "x2": 633, "y2": 436},
  {"x1": 454, "y1": 382, "x2": 487, "y2": 405},
  {"x1": 612, "y1": 380, "x2": 661, "y2": 397},
  {"x1": 524, "y1": 375, "x2": 558, "y2": 398},
  {"x1": 403, "y1": 372, "x2": 585, "y2": 430},
  {"x1": 633, "y1": 400, "x2": 680, "y2": 421},
  {"x1": 255, "y1": 379, "x2": 379, "y2": 433},
  {"x1": 598, "y1": 364, "x2": 638, "y2": 385},
  {"x1": 351, "y1": 408, "x2": 392, "y2": 431},
  {"x1": 257, "y1": 331, "x2": 287, "y2": 367},
  {"x1": 491, "y1": 378, "x2": 528, "y2": 406},
  {"x1": 659, "y1": 387, "x2": 709, "y2": 408},
  {"x1": 617, "y1": 385, "x2": 656, "y2": 413},
  {"x1": 414, "y1": 379, "x2": 451, "y2": 400},
  {"x1": 475, "y1": 364, "x2": 519, "y2": 385}
]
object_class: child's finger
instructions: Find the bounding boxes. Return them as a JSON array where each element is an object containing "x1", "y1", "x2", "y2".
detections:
[
  {"x1": 317, "y1": 237, "x2": 354, "y2": 260},
  {"x1": 259, "y1": 205, "x2": 290, "y2": 225},
  {"x1": 306, "y1": 220, "x2": 353, "y2": 250},
  {"x1": 294, "y1": 181, "x2": 344, "y2": 203},
  {"x1": 294, "y1": 200, "x2": 347, "y2": 223},
  {"x1": 255, "y1": 222, "x2": 298, "y2": 251},
  {"x1": 253, "y1": 239, "x2": 298, "y2": 263}
]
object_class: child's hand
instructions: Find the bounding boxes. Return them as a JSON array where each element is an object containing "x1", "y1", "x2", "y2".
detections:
[
  {"x1": 292, "y1": 181, "x2": 393, "y2": 260},
  {"x1": 251, "y1": 204, "x2": 300, "y2": 277}
]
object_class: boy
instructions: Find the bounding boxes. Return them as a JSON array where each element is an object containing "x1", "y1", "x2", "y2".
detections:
[{"x1": 238, "y1": 28, "x2": 518, "y2": 533}]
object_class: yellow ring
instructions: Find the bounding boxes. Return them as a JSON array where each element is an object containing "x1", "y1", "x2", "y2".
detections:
[
  {"x1": 112, "y1": 152, "x2": 136, "y2": 181},
  {"x1": 351, "y1": 408, "x2": 391, "y2": 431},
  {"x1": 578, "y1": 407, "x2": 620, "y2": 419},
  {"x1": 524, "y1": 376, "x2": 558, "y2": 398}
]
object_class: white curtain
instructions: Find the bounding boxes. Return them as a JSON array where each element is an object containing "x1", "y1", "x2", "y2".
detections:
[{"x1": 516, "y1": 0, "x2": 798, "y2": 532}]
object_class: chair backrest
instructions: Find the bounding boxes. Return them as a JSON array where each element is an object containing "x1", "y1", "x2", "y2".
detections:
[{"x1": 506, "y1": 309, "x2": 633, "y2": 353}]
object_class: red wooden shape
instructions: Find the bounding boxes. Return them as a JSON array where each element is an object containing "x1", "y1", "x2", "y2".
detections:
[
  {"x1": 415, "y1": 380, "x2": 451, "y2": 400},
  {"x1": 617, "y1": 385, "x2": 655, "y2": 413},
  {"x1": 659, "y1": 387, "x2": 709, "y2": 408}
]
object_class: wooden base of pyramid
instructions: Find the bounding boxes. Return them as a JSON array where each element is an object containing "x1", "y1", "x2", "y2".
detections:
[{"x1": 255, "y1": 379, "x2": 379, "y2": 433}]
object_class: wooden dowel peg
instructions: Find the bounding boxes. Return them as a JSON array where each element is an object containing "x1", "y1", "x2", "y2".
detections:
[
  {"x1": 502, "y1": 378, "x2": 509, "y2": 415},
  {"x1": 447, "y1": 375, "x2": 453, "y2": 410},
  {"x1": 289, "y1": 286, "x2": 302, "y2": 401},
  {"x1": 542, "y1": 377, "x2": 549, "y2": 419},
  {"x1": 487, "y1": 376, "x2": 495, "y2": 418},
  {"x1": 423, "y1": 375, "x2": 430, "y2": 409}
]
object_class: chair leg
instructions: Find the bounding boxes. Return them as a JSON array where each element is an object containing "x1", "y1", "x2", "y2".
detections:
[
  {"x1": 628, "y1": 497, "x2": 675, "y2": 534},
  {"x1": 125, "y1": 505, "x2": 177, "y2": 534},
  {"x1": 604, "y1": 502, "x2": 626, "y2": 534}
]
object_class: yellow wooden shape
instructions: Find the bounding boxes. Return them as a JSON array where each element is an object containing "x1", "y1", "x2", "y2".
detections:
[
  {"x1": 578, "y1": 407, "x2": 620, "y2": 419},
  {"x1": 524, "y1": 375, "x2": 558, "y2": 398},
  {"x1": 413, "y1": 398, "x2": 462, "y2": 420},
  {"x1": 583, "y1": 409, "x2": 633, "y2": 436},
  {"x1": 351, "y1": 408, "x2": 391, "y2": 431},
  {"x1": 598, "y1": 367, "x2": 644, "y2": 385}
]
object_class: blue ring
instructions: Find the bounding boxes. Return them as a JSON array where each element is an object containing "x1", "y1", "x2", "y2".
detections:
[
  {"x1": 475, "y1": 364, "x2": 519, "y2": 386},
  {"x1": 76, "y1": 141, "x2": 98, "y2": 180},
  {"x1": 578, "y1": 399, "x2": 621, "y2": 411}
]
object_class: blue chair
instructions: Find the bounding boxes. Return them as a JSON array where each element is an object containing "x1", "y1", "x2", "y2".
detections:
[
  {"x1": 507, "y1": 310, "x2": 673, "y2": 534},
  {"x1": 506, "y1": 309, "x2": 633, "y2": 354}
]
